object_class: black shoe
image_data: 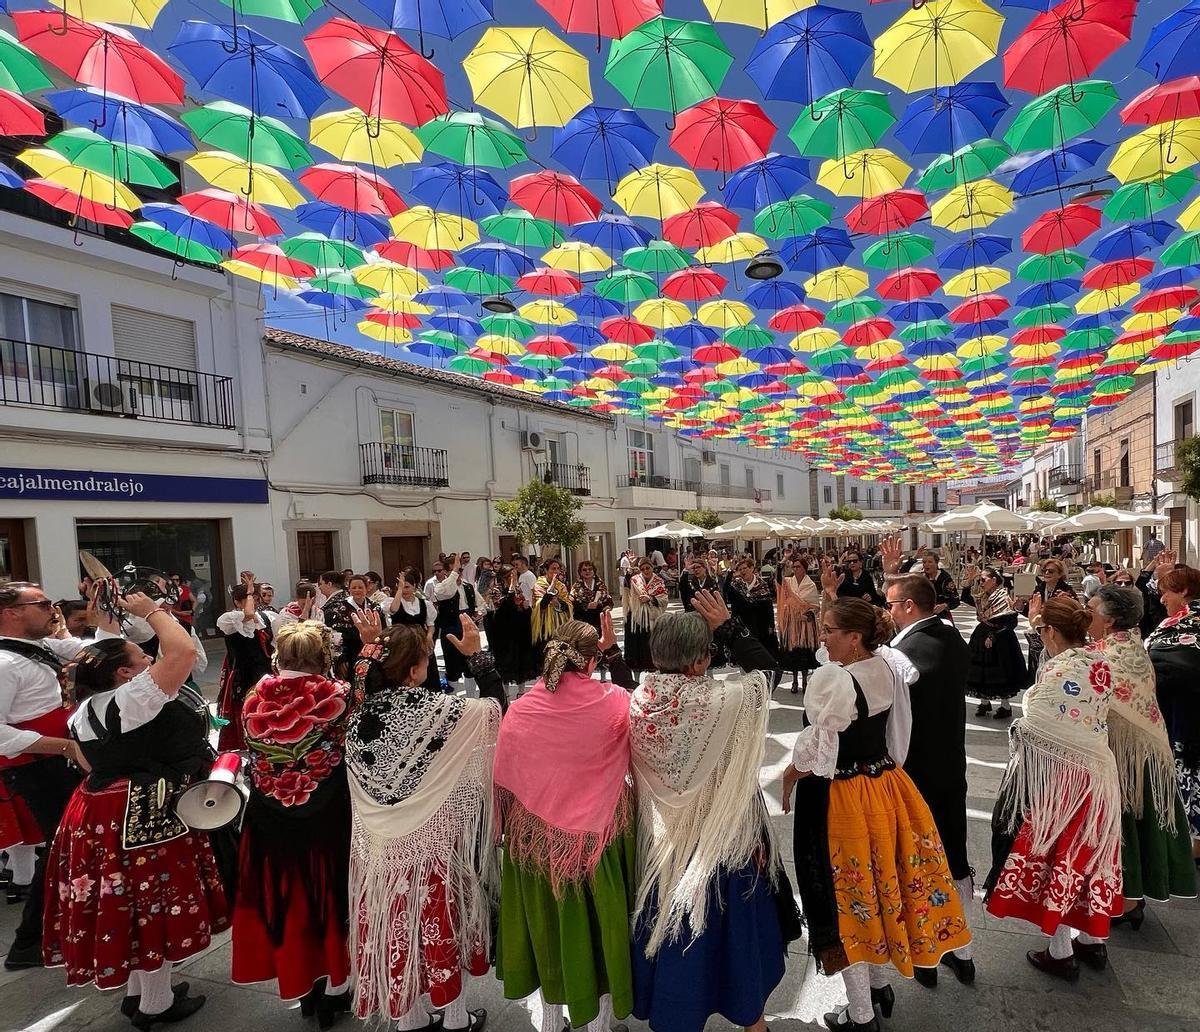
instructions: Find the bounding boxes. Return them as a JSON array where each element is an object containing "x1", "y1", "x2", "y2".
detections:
[
  {"x1": 975, "y1": 702, "x2": 991, "y2": 717},
  {"x1": 791, "y1": 682, "x2": 799, "y2": 694},
  {"x1": 442, "y1": 1009, "x2": 486, "y2": 1032},
  {"x1": 5, "y1": 883, "x2": 27, "y2": 905},
  {"x1": 1025, "y1": 948, "x2": 1080, "y2": 983},
  {"x1": 4, "y1": 941, "x2": 42, "y2": 970},
  {"x1": 122, "y1": 983, "x2": 192, "y2": 1019},
  {"x1": 870, "y1": 984, "x2": 895, "y2": 1018},
  {"x1": 1111, "y1": 899, "x2": 1145, "y2": 930},
  {"x1": 993, "y1": 706, "x2": 1013, "y2": 719},
  {"x1": 130, "y1": 992, "x2": 206, "y2": 1030},
  {"x1": 824, "y1": 1008, "x2": 880, "y2": 1032},
  {"x1": 0, "y1": 867, "x2": 12, "y2": 884},
  {"x1": 940, "y1": 953, "x2": 976, "y2": 985},
  {"x1": 1072, "y1": 941, "x2": 1108, "y2": 971},
  {"x1": 913, "y1": 966, "x2": 938, "y2": 988}
]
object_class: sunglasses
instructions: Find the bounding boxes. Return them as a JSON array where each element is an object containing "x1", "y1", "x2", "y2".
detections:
[
  {"x1": 885, "y1": 598, "x2": 912, "y2": 608},
  {"x1": 12, "y1": 599, "x2": 54, "y2": 610}
]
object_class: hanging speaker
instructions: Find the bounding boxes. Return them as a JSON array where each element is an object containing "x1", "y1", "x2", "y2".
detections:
[{"x1": 176, "y1": 752, "x2": 247, "y2": 831}]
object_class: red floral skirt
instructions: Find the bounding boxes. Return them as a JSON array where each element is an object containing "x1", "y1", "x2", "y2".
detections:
[
  {"x1": 42, "y1": 781, "x2": 231, "y2": 989},
  {"x1": 986, "y1": 808, "x2": 1123, "y2": 937}
]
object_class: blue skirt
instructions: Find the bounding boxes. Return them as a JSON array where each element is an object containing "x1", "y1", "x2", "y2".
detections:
[{"x1": 632, "y1": 861, "x2": 785, "y2": 1032}]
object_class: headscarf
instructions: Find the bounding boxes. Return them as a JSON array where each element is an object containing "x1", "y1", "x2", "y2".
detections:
[
  {"x1": 977, "y1": 583, "x2": 1015, "y2": 622},
  {"x1": 541, "y1": 638, "x2": 590, "y2": 692}
]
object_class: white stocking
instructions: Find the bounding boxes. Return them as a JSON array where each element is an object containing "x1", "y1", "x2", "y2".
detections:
[
  {"x1": 137, "y1": 963, "x2": 174, "y2": 1016},
  {"x1": 1048, "y1": 925, "x2": 1074, "y2": 960},
  {"x1": 1077, "y1": 932, "x2": 1106, "y2": 945},
  {"x1": 953, "y1": 875, "x2": 976, "y2": 960},
  {"x1": 867, "y1": 964, "x2": 890, "y2": 990},
  {"x1": 539, "y1": 994, "x2": 565, "y2": 1032},
  {"x1": 325, "y1": 977, "x2": 350, "y2": 997},
  {"x1": 7, "y1": 845, "x2": 35, "y2": 886},
  {"x1": 443, "y1": 989, "x2": 468, "y2": 1031},
  {"x1": 125, "y1": 970, "x2": 143, "y2": 1000},
  {"x1": 395, "y1": 1001, "x2": 431, "y2": 1031},
  {"x1": 585, "y1": 993, "x2": 613, "y2": 1032},
  {"x1": 840, "y1": 962, "x2": 875, "y2": 1025}
]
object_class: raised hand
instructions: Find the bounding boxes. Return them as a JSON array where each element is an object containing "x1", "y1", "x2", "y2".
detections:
[
  {"x1": 880, "y1": 535, "x2": 903, "y2": 575},
  {"x1": 691, "y1": 589, "x2": 731, "y2": 631},
  {"x1": 120, "y1": 591, "x2": 160, "y2": 620},
  {"x1": 351, "y1": 607, "x2": 382, "y2": 645},
  {"x1": 598, "y1": 609, "x2": 618, "y2": 652},
  {"x1": 446, "y1": 614, "x2": 481, "y2": 656},
  {"x1": 819, "y1": 557, "x2": 843, "y2": 597}
]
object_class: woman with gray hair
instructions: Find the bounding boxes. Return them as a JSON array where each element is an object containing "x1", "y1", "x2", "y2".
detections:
[
  {"x1": 1088, "y1": 586, "x2": 1197, "y2": 936},
  {"x1": 629, "y1": 590, "x2": 797, "y2": 1032}
]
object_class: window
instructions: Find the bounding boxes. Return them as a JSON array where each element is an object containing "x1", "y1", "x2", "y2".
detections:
[
  {"x1": 546, "y1": 436, "x2": 561, "y2": 467},
  {"x1": 850, "y1": 485, "x2": 859, "y2": 503},
  {"x1": 627, "y1": 428, "x2": 655, "y2": 483},
  {"x1": 381, "y1": 409, "x2": 416, "y2": 471},
  {"x1": 0, "y1": 291, "x2": 78, "y2": 349},
  {"x1": 745, "y1": 467, "x2": 754, "y2": 492},
  {"x1": 1093, "y1": 449, "x2": 1101, "y2": 481},
  {"x1": 719, "y1": 463, "x2": 731, "y2": 486},
  {"x1": 1176, "y1": 400, "x2": 1194, "y2": 442},
  {"x1": 297, "y1": 530, "x2": 335, "y2": 581},
  {"x1": 776, "y1": 473, "x2": 784, "y2": 498},
  {"x1": 111, "y1": 306, "x2": 195, "y2": 370},
  {"x1": 683, "y1": 456, "x2": 701, "y2": 486},
  {"x1": 882, "y1": 487, "x2": 890, "y2": 504},
  {"x1": 931, "y1": 486, "x2": 940, "y2": 510},
  {"x1": 0, "y1": 290, "x2": 80, "y2": 391},
  {"x1": 823, "y1": 485, "x2": 833, "y2": 504},
  {"x1": 1119, "y1": 438, "x2": 1130, "y2": 488}
]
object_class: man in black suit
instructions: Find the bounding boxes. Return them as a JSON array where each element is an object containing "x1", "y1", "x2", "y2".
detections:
[{"x1": 885, "y1": 572, "x2": 977, "y2": 988}]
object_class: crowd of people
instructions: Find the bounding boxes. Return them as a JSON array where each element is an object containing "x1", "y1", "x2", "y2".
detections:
[{"x1": 0, "y1": 528, "x2": 1196, "y2": 1032}]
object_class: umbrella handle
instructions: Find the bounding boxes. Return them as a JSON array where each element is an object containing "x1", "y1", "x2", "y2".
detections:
[
  {"x1": 52, "y1": 8, "x2": 70, "y2": 34},
  {"x1": 664, "y1": 114, "x2": 676, "y2": 131}
]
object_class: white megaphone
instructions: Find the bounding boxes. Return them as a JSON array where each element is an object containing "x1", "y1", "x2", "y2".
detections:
[{"x1": 176, "y1": 752, "x2": 248, "y2": 831}]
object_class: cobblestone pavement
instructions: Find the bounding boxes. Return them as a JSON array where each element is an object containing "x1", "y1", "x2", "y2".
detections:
[{"x1": 4, "y1": 604, "x2": 1198, "y2": 1032}]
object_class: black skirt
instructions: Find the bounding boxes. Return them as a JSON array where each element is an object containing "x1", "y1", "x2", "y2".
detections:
[{"x1": 966, "y1": 615, "x2": 1028, "y2": 699}]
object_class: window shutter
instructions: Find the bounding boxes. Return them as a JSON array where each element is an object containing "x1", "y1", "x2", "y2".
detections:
[{"x1": 111, "y1": 305, "x2": 197, "y2": 370}]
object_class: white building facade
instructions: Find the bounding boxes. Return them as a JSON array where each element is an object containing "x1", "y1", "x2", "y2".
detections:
[{"x1": 1154, "y1": 362, "x2": 1200, "y2": 563}]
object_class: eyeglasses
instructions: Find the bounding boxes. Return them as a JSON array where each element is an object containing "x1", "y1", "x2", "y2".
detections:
[
  {"x1": 11, "y1": 599, "x2": 53, "y2": 610},
  {"x1": 821, "y1": 624, "x2": 844, "y2": 635},
  {"x1": 847, "y1": 558, "x2": 861, "y2": 565},
  {"x1": 885, "y1": 598, "x2": 912, "y2": 608}
]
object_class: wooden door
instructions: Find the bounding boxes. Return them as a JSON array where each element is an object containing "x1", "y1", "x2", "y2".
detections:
[
  {"x1": 497, "y1": 535, "x2": 520, "y2": 563},
  {"x1": 0, "y1": 520, "x2": 28, "y2": 582},
  {"x1": 382, "y1": 536, "x2": 427, "y2": 586},
  {"x1": 296, "y1": 530, "x2": 335, "y2": 580},
  {"x1": 1169, "y1": 507, "x2": 1188, "y2": 562}
]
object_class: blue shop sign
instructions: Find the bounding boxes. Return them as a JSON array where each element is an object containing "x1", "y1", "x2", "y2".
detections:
[{"x1": 0, "y1": 467, "x2": 269, "y2": 504}]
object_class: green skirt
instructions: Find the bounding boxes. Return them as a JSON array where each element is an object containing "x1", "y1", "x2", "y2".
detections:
[
  {"x1": 1121, "y1": 780, "x2": 1198, "y2": 902},
  {"x1": 496, "y1": 830, "x2": 636, "y2": 1027}
]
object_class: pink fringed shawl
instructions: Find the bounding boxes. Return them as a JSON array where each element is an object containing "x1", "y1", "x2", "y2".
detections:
[{"x1": 493, "y1": 670, "x2": 632, "y2": 894}]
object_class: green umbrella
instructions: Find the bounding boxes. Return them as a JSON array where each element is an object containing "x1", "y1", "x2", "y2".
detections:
[
  {"x1": 1103, "y1": 169, "x2": 1197, "y2": 222},
  {"x1": 826, "y1": 298, "x2": 883, "y2": 324},
  {"x1": 705, "y1": 378, "x2": 737, "y2": 394},
  {"x1": 480, "y1": 312, "x2": 534, "y2": 338},
  {"x1": 48, "y1": 128, "x2": 177, "y2": 188},
  {"x1": 450, "y1": 355, "x2": 495, "y2": 375},
  {"x1": 481, "y1": 209, "x2": 562, "y2": 249},
  {"x1": 1016, "y1": 250, "x2": 1086, "y2": 281},
  {"x1": 1010, "y1": 365, "x2": 1054, "y2": 384},
  {"x1": 281, "y1": 232, "x2": 367, "y2": 270},
  {"x1": 788, "y1": 88, "x2": 894, "y2": 159},
  {"x1": 633, "y1": 341, "x2": 682, "y2": 362},
  {"x1": 0, "y1": 30, "x2": 52, "y2": 93},
  {"x1": 181, "y1": 102, "x2": 311, "y2": 170},
  {"x1": 623, "y1": 357, "x2": 660, "y2": 375},
  {"x1": 221, "y1": 0, "x2": 322, "y2": 19},
  {"x1": 595, "y1": 268, "x2": 657, "y2": 302},
  {"x1": 605, "y1": 16, "x2": 732, "y2": 114},
  {"x1": 1004, "y1": 80, "x2": 1118, "y2": 152},
  {"x1": 1161, "y1": 230, "x2": 1200, "y2": 268},
  {"x1": 416, "y1": 112, "x2": 528, "y2": 169},
  {"x1": 444, "y1": 266, "x2": 513, "y2": 295},
  {"x1": 1012, "y1": 303, "x2": 1072, "y2": 327},
  {"x1": 916, "y1": 139, "x2": 1011, "y2": 193},
  {"x1": 725, "y1": 324, "x2": 773, "y2": 348},
  {"x1": 1061, "y1": 327, "x2": 1115, "y2": 350},
  {"x1": 1094, "y1": 375, "x2": 1135, "y2": 395},
  {"x1": 899, "y1": 318, "x2": 953, "y2": 342},
  {"x1": 616, "y1": 376, "x2": 655, "y2": 395},
  {"x1": 862, "y1": 232, "x2": 935, "y2": 269},
  {"x1": 518, "y1": 353, "x2": 563, "y2": 371},
  {"x1": 960, "y1": 354, "x2": 1008, "y2": 374},
  {"x1": 129, "y1": 222, "x2": 222, "y2": 265},
  {"x1": 307, "y1": 270, "x2": 378, "y2": 299},
  {"x1": 809, "y1": 346, "x2": 856, "y2": 368},
  {"x1": 417, "y1": 329, "x2": 468, "y2": 352},
  {"x1": 623, "y1": 239, "x2": 691, "y2": 275},
  {"x1": 754, "y1": 195, "x2": 832, "y2": 238}
]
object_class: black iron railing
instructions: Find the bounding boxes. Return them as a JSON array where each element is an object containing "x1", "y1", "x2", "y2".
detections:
[
  {"x1": 618, "y1": 473, "x2": 699, "y2": 492},
  {"x1": 1049, "y1": 464, "x2": 1083, "y2": 487},
  {"x1": 535, "y1": 461, "x2": 591, "y2": 496},
  {"x1": 360, "y1": 443, "x2": 449, "y2": 487},
  {"x1": 0, "y1": 338, "x2": 234, "y2": 428}
]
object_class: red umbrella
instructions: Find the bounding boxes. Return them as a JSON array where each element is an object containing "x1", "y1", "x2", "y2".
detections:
[
  {"x1": 594, "y1": 362, "x2": 632, "y2": 381},
  {"x1": 763, "y1": 357, "x2": 810, "y2": 375},
  {"x1": 669, "y1": 97, "x2": 775, "y2": 174},
  {"x1": 683, "y1": 367, "x2": 720, "y2": 385},
  {"x1": 876, "y1": 267, "x2": 941, "y2": 301},
  {"x1": 1002, "y1": 0, "x2": 1134, "y2": 94},
  {"x1": 662, "y1": 201, "x2": 738, "y2": 248},
  {"x1": 1021, "y1": 203, "x2": 1101, "y2": 254},
  {"x1": 304, "y1": 18, "x2": 448, "y2": 126},
  {"x1": 526, "y1": 333, "x2": 576, "y2": 356},
  {"x1": 230, "y1": 243, "x2": 315, "y2": 278},
  {"x1": 467, "y1": 345, "x2": 511, "y2": 366},
  {"x1": 0, "y1": 89, "x2": 45, "y2": 137},
  {"x1": 25, "y1": 178, "x2": 134, "y2": 227},
  {"x1": 693, "y1": 341, "x2": 741, "y2": 364},
  {"x1": 865, "y1": 353, "x2": 908, "y2": 372},
  {"x1": 365, "y1": 309, "x2": 421, "y2": 328},
  {"x1": 483, "y1": 369, "x2": 525, "y2": 385},
  {"x1": 537, "y1": 0, "x2": 662, "y2": 42},
  {"x1": 842, "y1": 317, "x2": 894, "y2": 346},
  {"x1": 662, "y1": 266, "x2": 725, "y2": 301},
  {"x1": 600, "y1": 315, "x2": 654, "y2": 343},
  {"x1": 949, "y1": 295, "x2": 1009, "y2": 322},
  {"x1": 374, "y1": 239, "x2": 454, "y2": 269},
  {"x1": 509, "y1": 171, "x2": 602, "y2": 225},
  {"x1": 846, "y1": 190, "x2": 928, "y2": 236},
  {"x1": 1012, "y1": 326, "x2": 1066, "y2": 346},
  {"x1": 517, "y1": 267, "x2": 582, "y2": 296},
  {"x1": 178, "y1": 188, "x2": 283, "y2": 236},
  {"x1": 1082, "y1": 257, "x2": 1154, "y2": 289},
  {"x1": 13, "y1": 11, "x2": 183, "y2": 105},
  {"x1": 1122, "y1": 76, "x2": 1200, "y2": 126},
  {"x1": 1135, "y1": 286, "x2": 1198, "y2": 313},
  {"x1": 299, "y1": 163, "x2": 407, "y2": 216},
  {"x1": 769, "y1": 304, "x2": 823, "y2": 332}
]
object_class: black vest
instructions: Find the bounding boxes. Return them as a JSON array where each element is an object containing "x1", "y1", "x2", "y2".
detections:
[
  {"x1": 391, "y1": 598, "x2": 430, "y2": 626},
  {"x1": 435, "y1": 582, "x2": 476, "y2": 629},
  {"x1": 835, "y1": 673, "x2": 893, "y2": 778}
]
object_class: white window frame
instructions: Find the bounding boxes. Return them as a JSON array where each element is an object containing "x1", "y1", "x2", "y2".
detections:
[{"x1": 380, "y1": 408, "x2": 416, "y2": 470}]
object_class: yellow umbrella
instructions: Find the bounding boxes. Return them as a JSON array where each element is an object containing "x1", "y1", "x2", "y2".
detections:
[
  {"x1": 1178, "y1": 192, "x2": 1200, "y2": 231},
  {"x1": 591, "y1": 342, "x2": 635, "y2": 361},
  {"x1": 390, "y1": 206, "x2": 479, "y2": 249},
  {"x1": 1075, "y1": 284, "x2": 1139, "y2": 313},
  {"x1": 48, "y1": 0, "x2": 168, "y2": 28},
  {"x1": 804, "y1": 266, "x2": 868, "y2": 301},
  {"x1": 519, "y1": 298, "x2": 575, "y2": 324},
  {"x1": 695, "y1": 232, "x2": 768, "y2": 264},
  {"x1": 1124, "y1": 310, "x2": 1178, "y2": 332},
  {"x1": 942, "y1": 266, "x2": 1010, "y2": 296},
  {"x1": 20, "y1": 150, "x2": 142, "y2": 211},
  {"x1": 464, "y1": 27, "x2": 592, "y2": 129},
  {"x1": 716, "y1": 357, "x2": 760, "y2": 375},
  {"x1": 634, "y1": 298, "x2": 691, "y2": 328},
  {"x1": 956, "y1": 335, "x2": 1006, "y2": 357},
  {"x1": 186, "y1": 151, "x2": 304, "y2": 208},
  {"x1": 696, "y1": 299, "x2": 753, "y2": 328},
  {"x1": 352, "y1": 262, "x2": 428, "y2": 295},
  {"x1": 1109, "y1": 118, "x2": 1200, "y2": 184},
  {"x1": 310, "y1": 109, "x2": 423, "y2": 168},
  {"x1": 476, "y1": 333, "x2": 525, "y2": 356},
  {"x1": 358, "y1": 321, "x2": 413, "y2": 344},
  {"x1": 222, "y1": 259, "x2": 300, "y2": 291},
  {"x1": 613, "y1": 164, "x2": 704, "y2": 220},
  {"x1": 816, "y1": 149, "x2": 911, "y2": 198},
  {"x1": 929, "y1": 179, "x2": 1013, "y2": 232},
  {"x1": 369, "y1": 294, "x2": 433, "y2": 316},
  {"x1": 541, "y1": 241, "x2": 612, "y2": 275},
  {"x1": 703, "y1": 0, "x2": 815, "y2": 28},
  {"x1": 1010, "y1": 342, "x2": 1060, "y2": 360},
  {"x1": 790, "y1": 327, "x2": 842, "y2": 351},
  {"x1": 855, "y1": 337, "x2": 904, "y2": 359},
  {"x1": 874, "y1": 0, "x2": 1003, "y2": 92},
  {"x1": 913, "y1": 354, "x2": 961, "y2": 372}
]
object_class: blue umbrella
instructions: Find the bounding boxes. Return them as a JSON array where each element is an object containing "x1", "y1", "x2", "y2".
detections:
[
  {"x1": 410, "y1": 162, "x2": 506, "y2": 220},
  {"x1": 414, "y1": 285, "x2": 475, "y2": 309},
  {"x1": 660, "y1": 356, "x2": 697, "y2": 375},
  {"x1": 428, "y1": 311, "x2": 482, "y2": 336},
  {"x1": 1145, "y1": 265, "x2": 1200, "y2": 291},
  {"x1": 573, "y1": 212, "x2": 652, "y2": 253},
  {"x1": 459, "y1": 242, "x2": 535, "y2": 277},
  {"x1": 1138, "y1": 0, "x2": 1200, "y2": 81},
  {"x1": 405, "y1": 340, "x2": 457, "y2": 359},
  {"x1": 745, "y1": 6, "x2": 871, "y2": 106},
  {"x1": 559, "y1": 353, "x2": 605, "y2": 374},
  {"x1": 745, "y1": 345, "x2": 796, "y2": 366},
  {"x1": 569, "y1": 293, "x2": 623, "y2": 322},
  {"x1": 1067, "y1": 311, "x2": 1128, "y2": 331},
  {"x1": 551, "y1": 106, "x2": 657, "y2": 189},
  {"x1": 665, "y1": 322, "x2": 719, "y2": 348},
  {"x1": 359, "y1": 0, "x2": 493, "y2": 54},
  {"x1": 298, "y1": 290, "x2": 370, "y2": 311},
  {"x1": 169, "y1": 22, "x2": 327, "y2": 120},
  {"x1": 744, "y1": 279, "x2": 806, "y2": 309},
  {"x1": 1007, "y1": 139, "x2": 1106, "y2": 195},
  {"x1": 938, "y1": 234, "x2": 1012, "y2": 270},
  {"x1": 296, "y1": 202, "x2": 390, "y2": 247},
  {"x1": 0, "y1": 162, "x2": 23, "y2": 190},
  {"x1": 779, "y1": 226, "x2": 853, "y2": 274},
  {"x1": 894, "y1": 83, "x2": 1010, "y2": 155},
  {"x1": 558, "y1": 322, "x2": 608, "y2": 348},
  {"x1": 888, "y1": 300, "x2": 948, "y2": 322},
  {"x1": 723, "y1": 153, "x2": 810, "y2": 210},
  {"x1": 46, "y1": 89, "x2": 192, "y2": 154},
  {"x1": 1090, "y1": 221, "x2": 1175, "y2": 262},
  {"x1": 141, "y1": 203, "x2": 238, "y2": 251},
  {"x1": 1014, "y1": 280, "x2": 1079, "y2": 307},
  {"x1": 905, "y1": 337, "x2": 956, "y2": 358},
  {"x1": 953, "y1": 320, "x2": 1007, "y2": 339}
]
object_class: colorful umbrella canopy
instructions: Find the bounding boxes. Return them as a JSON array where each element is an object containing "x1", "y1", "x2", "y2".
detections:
[
  {"x1": 464, "y1": 26, "x2": 591, "y2": 129},
  {"x1": 605, "y1": 16, "x2": 733, "y2": 115}
]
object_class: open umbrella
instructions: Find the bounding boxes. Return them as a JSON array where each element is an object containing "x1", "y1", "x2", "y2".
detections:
[
  {"x1": 816, "y1": 148, "x2": 911, "y2": 197},
  {"x1": 310, "y1": 108, "x2": 423, "y2": 167},
  {"x1": 130, "y1": 221, "x2": 223, "y2": 264},
  {"x1": 25, "y1": 175, "x2": 135, "y2": 227},
  {"x1": 140, "y1": 202, "x2": 238, "y2": 251},
  {"x1": 178, "y1": 187, "x2": 282, "y2": 236},
  {"x1": 605, "y1": 16, "x2": 733, "y2": 119},
  {"x1": 613, "y1": 163, "x2": 704, "y2": 220},
  {"x1": 417, "y1": 111, "x2": 527, "y2": 167},
  {"x1": 465, "y1": 26, "x2": 591, "y2": 131},
  {"x1": 183, "y1": 101, "x2": 311, "y2": 170},
  {"x1": 745, "y1": 5, "x2": 871, "y2": 106},
  {"x1": 788, "y1": 88, "x2": 894, "y2": 159},
  {"x1": 509, "y1": 170, "x2": 601, "y2": 224},
  {"x1": 874, "y1": 0, "x2": 1003, "y2": 93},
  {"x1": 1109, "y1": 118, "x2": 1200, "y2": 183},
  {"x1": 299, "y1": 162, "x2": 406, "y2": 215},
  {"x1": 916, "y1": 139, "x2": 1010, "y2": 192},
  {"x1": 296, "y1": 202, "x2": 389, "y2": 245},
  {"x1": 1021, "y1": 203, "x2": 1101, "y2": 253},
  {"x1": 0, "y1": 29, "x2": 52, "y2": 94},
  {"x1": 1122, "y1": 76, "x2": 1200, "y2": 126},
  {"x1": 0, "y1": 88, "x2": 45, "y2": 137},
  {"x1": 550, "y1": 105, "x2": 655, "y2": 189},
  {"x1": 185, "y1": 150, "x2": 305, "y2": 207},
  {"x1": 1004, "y1": 79, "x2": 1118, "y2": 151},
  {"x1": 48, "y1": 0, "x2": 169, "y2": 29},
  {"x1": 893, "y1": 81, "x2": 1009, "y2": 154},
  {"x1": 361, "y1": 0, "x2": 494, "y2": 57},
  {"x1": 723, "y1": 153, "x2": 809, "y2": 209},
  {"x1": 1137, "y1": 0, "x2": 1200, "y2": 83},
  {"x1": 670, "y1": 97, "x2": 775, "y2": 176},
  {"x1": 46, "y1": 128, "x2": 176, "y2": 187},
  {"x1": 845, "y1": 189, "x2": 927, "y2": 235},
  {"x1": 1003, "y1": 0, "x2": 1134, "y2": 94},
  {"x1": 929, "y1": 179, "x2": 1013, "y2": 232},
  {"x1": 45, "y1": 88, "x2": 192, "y2": 153}
]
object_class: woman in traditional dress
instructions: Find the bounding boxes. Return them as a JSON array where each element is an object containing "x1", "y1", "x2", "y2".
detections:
[
  {"x1": 487, "y1": 565, "x2": 535, "y2": 691},
  {"x1": 727, "y1": 558, "x2": 781, "y2": 687},
  {"x1": 388, "y1": 572, "x2": 440, "y2": 692},
  {"x1": 625, "y1": 558, "x2": 669, "y2": 679},
  {"x1": 1022, "y1": 558, "x2": 1076, "y2": 675},
  {"x1": 631, "y1": 590, "x2": 797, "y2": 1032},
  {"x1": 985, "y1": 597, "x2": 1122, "y2": 981},
  {"x1": 776, "y1": 557, "x2": 820, "y2": 695},
  {"x1": 42, "y1": 592, "x2": 225, "y2": 1029},
  {"x1": 494, "y1": 616, "x2": 638, "y2": 1032},
  {"x1": 1088, "y1": 585, "x2": 1196, "y2": 928},
  {"x1": 781, "y1": 598, "x2": 971, "y2": 1032},
  {"x1": 1144, "y1": 563, "x2": 1200, "y2": 859},
  {"x1": 347, "y1": 613, "x2": 504, "y2": 1032},
  {"x1": 568, "y1": 560, "x2": 613, "y2": 636},
  {"x1": 216, "y1": 577, "x2": 274, "y2": 751},
  {"x1": 962, "y1": 566, "x2": 1028, "y2": 719},
  {"x1": 231, "y1": 621, "x2": 353, "y2": 1027},
  {"x1": 531, "y1": 559, "x2": 574, "y2": 665}
]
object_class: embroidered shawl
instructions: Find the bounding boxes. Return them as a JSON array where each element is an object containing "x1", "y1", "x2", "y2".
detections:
[
  {"x1": 776, "y1": 574, "x2": 819, "y2": 651},
  {"x1": 629, "y1": 667, "x2": 775, "y2": 955},
  {"x1": 492, "y1": 669, "x2": 632, "y2": 895},
  {"x1": 532, "y1": 576, "x2": 574, "y2": 643},
  {"x1": 977, "y1": 585, "x2": 1015, "y2": 623},
  {"x1": 729, "y1": 574, "x2": 772, "y2": 604},
  {"x1": 1091, "y1": 630, "x2": 1178, "y2": 828},
  {"x1": 1145, "y1": 598, "x2": 1200, "y2": 650},
  {"x1": 627, "y1": 573, "x2": 668, "y2": 633},
  {"x1": 569, "y1": 577, "x2": 613, "y2": 613}
]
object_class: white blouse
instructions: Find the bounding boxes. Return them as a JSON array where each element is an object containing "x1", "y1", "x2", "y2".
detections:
[
  {"x1": 69, "y1": 667, "x2": 171, "y2": 742},
  {"x1": 393, "y1": 595, "x2": 435, "y2": 627},
  {"x1": 790, "y1": 649, "x2": 916, "y2": 779}
]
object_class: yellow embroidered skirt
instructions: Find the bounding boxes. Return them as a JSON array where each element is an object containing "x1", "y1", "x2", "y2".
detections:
[{"x1": 826, "y1": 767, "x2": 971, "y2": 976}]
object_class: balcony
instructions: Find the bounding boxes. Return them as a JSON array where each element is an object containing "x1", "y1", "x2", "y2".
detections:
[
  {"x1": 1086, "y1": 471, "x2": 1135, "y2": 503},
  {"x1": 1049, "y1": 464, "x2": 1084, "y2": 489},
  {"x1": 616, "y1": 472, "x2": 698, "y2": 510},
  {"x1": 360, "y1": 443, "x2": 449, "y2": 488},
  {"x1": 1157, "y1": 440, "x2": 1178, "y2": 476},
  {"x1": 534, "y1": 461, "x2": 592, "y2": 496},
  {"x1": 699, "y1": 482, "x2": 772, "y2": 502},
  {"x1": 0, "y1": 338, "x2": 234, "y2": 428}
]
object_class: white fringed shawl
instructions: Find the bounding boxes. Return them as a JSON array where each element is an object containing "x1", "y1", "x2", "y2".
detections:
[{"x1": 629, "y1": 668, "x2": 776, "y2": 956}]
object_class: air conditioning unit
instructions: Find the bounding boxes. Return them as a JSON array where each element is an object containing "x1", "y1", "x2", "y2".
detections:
[
  {"x1": 650, "y1": 474, "x2": 670, "y2": 488},
  {"x1": 701, "y1": 450, "x2": 718, "y2": 465},
  {"x1": 89, "y1": 381, "x2": 138, "y2": 416},
  {"x1": 520, "y1": 430, "x2": 545, "y2": 450}
]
